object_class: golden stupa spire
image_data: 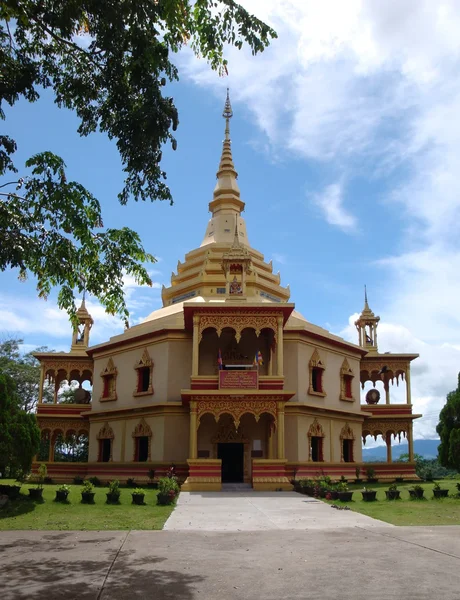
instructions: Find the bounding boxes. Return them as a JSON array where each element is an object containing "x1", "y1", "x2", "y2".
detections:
[{"x1": 209, "y1": 88, "x2": 243, "y2": 215}]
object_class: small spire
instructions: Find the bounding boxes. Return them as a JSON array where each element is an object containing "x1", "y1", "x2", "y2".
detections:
[
  {"x1": 223, "y1": 88, "x2": 233, "y2": 141},
  {"x1": 232, "y1": 214, "x2": 240, "y2": 248},
  {"x1": 364, "y1": 285, "x2": 369, "y2": 310}
]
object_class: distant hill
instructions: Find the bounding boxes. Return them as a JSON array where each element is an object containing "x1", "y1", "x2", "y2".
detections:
[{"x1": 362, "y1": 439, "x2": 440, "y2": 462}]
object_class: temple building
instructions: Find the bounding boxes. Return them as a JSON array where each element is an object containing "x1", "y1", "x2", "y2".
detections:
[{"x1": 33, "y1": 91, "x2": 421, "y2": 488}]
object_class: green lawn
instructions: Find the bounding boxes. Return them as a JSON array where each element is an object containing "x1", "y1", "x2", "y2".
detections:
[
  {"x1": 0, "y1": 480, "x2": 175, "y2": 530},
  {"x1": 325, "y1": 480, "x2": 460, "y2": 526}
]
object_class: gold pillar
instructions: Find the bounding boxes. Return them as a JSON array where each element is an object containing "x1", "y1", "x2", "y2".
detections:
[
  {"x1": 48, "y1": 434, "x2": 54, "y2": 462},
  {"x1": 329, "y1": 420, "x2": 333, "y2": 462},
  {"x1": 277, "y1": 404, "x2": 285, "y2": 459},
  {"x1": 192, "y1": 315, "x2": 200, "y2": 377},
  {"x1": 276, "y1": 316, "x2": 284, "y2": 377},
  {"x1": 268, "y1": 421, "x2": 274, "y2": 459},
  {"x1": 268, "y1": 346, "x2": 273, "y2": 376},
  {"x1": 385, "y1": 380, "x2": 390, "y2": 405},
  {"x1": 405, "y1": 369, "x2": 411, "y2": 404},
  {"x1": 189, "y1": 401, "x2": 198, "y2": 459},
  {"x1": 38, "y1": 365, "x2": 45, "y2": 404},
  {"x1": 408, "y1": 422, "x2": 414, "y2": 462},
  {"x1": 386, "y1": 432, "x2": 392, "y2": 463},
  {"x1": 121, "y1": 420, "x2": 126, "y2": 462}
]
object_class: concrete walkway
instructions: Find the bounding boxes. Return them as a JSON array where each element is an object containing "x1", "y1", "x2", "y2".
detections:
[
  {"x1": 164, "y1": 490, "x2": 393, "y2": 531},
  {"x1": 2, "y1": 527, "x2": 460, "y2": 599}
]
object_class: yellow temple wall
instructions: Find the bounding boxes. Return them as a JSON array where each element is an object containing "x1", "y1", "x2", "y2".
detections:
[
  {"x1": 91, "y1": 335, "x2": 192, "y2": 411},
  {"x1": 163, "y1": 413, "x2": 190, "y2": 463},
  {"x1": 284, "y1": 337, "x2": 362, "y2": 413}
]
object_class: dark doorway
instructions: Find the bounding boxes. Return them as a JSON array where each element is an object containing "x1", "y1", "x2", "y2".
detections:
[
  {"x1": 342, "y1": 439, "x2": 353, "y2": 463},
  {"x1": 101, "y1": 439, "x2": 111, "y2": 462},
  {"x1": 218, "y1": 443, "x2": 244, "y2": 483},
  {"x1": 137, "y1": 436, "x2": 149, "y2": 462}
]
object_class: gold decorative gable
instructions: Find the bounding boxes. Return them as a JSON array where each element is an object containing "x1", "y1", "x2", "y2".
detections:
[
  {"x1": 340, "y1": 359, "x2": 354, "y2": 376},
  {"x1": 340, "y1": 423, "x2": 354, "y2": 440},
  {"x1": 309, "y1": 349, "x2": 325, "y2": 369},
  {"x1": 307, "y1": 418, "x2": 325, "y2": 438},
  {"x1": 132, "y1": 418, "x2": 152, "y2": 438},
  {"x1": 100, "y1": 357, "x2": 117, "y2": 377},
  {"x1": 211, "y1": 420, "x2": 250, "y2": 444},
  {"x1": 97, "y1": 422, "x2": 114, "y2": 440},
  {"x1": 134, "y1": 349, "x2": 153, "y2": 369}
]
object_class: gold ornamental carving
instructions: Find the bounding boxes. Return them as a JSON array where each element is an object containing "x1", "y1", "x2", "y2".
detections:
[
  {"x1": 340, "y1": 422, "x2": 355, "y2": 440},
  {"x1": 307, "y1": 418, "x2": 325, "y2": 438},
  {"x1": 198, "y1": 314, "x2": 278, "y2": 343},
  {"x1": 44, "y1": 359, "x2": 93, "y2": 380},
  {"x1": 360, "y1": 360, "x2": 408, "y2": 387},
  {"x1": 132, "y1": 418, "x2": 152, "y2": 461},
  {"x1": 197, "y1": 399, "x2": 277, "y2": 429},
  {"x1": 362, "y1": 420, "x2": 409, "y2": 443},
  {"x1": 39, "y1": 420, "x2": 88, "y2": 438},
  {"x1": 309, "y1": 349, "x2": 325, "y2": 369},
  {"x1": 97, "y1": 421, "x2": 115, "y2": 440}
]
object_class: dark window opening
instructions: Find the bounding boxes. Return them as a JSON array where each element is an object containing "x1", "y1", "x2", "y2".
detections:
[
  {"x1": 102, "y1": 375, "x2": 114, "y2": 398},
  {"x1": 342, "y1": 439, "x2": 353, "y2": 463},
  {"x1": 100, "y1": 439, "x2": 111, "y2": 462},
  {"x1": 344, "y1": 375, "x2": 353, "y2": 398},
  {"x1": 311, "y1": 436, "x2": 323, "y2": 462},
  {"x1": 311, "y1": 367, "x2": 323, "y2": 393},
  {"x1": 137, "y1": 367, "x2": 151, "y2": 393},
  {"x1": 136, "y1": 436, "x2": 149, "y2": 462}
]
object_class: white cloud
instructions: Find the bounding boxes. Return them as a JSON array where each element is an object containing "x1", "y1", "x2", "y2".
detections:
[
  {"x1": 179, "y1": 0, "x2": 460, "y2": 441},
  {"x1": 311, "y1": 183, "x2": 357, "y2": 232}
]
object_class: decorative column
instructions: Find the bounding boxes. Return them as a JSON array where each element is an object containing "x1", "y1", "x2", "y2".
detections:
[
  {"x1": 385, "y1": 379, "x2": 391, "y2": 405},
  {"x1": 386, "y1": 432, "x2": 392, "y2": 463},
  {"x1": 189, "y1": 401, "x2": 198, "y2": 459},
  {"x1": 408, "y1": 422, "x2": 414, "y2": 462},
  {"x1": 405, "y1": 368, "x2": 412, "y2": 405},
  {"x1": 38, "y1": 365, "x2": 45, "y2": 404},
  {"x1": 54, "y1": 378, "x2": 59, "y2": 404},
  {"x1": 48, "y1": 434, "x2": 55, "y2": 462},
  {"x1": 268, "y1": 421, "x2": 274, "y2": 459},
  {"x1": 268, "y1": 346, "x2": 273, "y2": 376},
  {"x1": 277, "y1": 403, "x2": 285, "y2": 459},
  {"x1": 276, "y1": 316, "x2": 284, "y2": 377},
  {"x1": 192, "y1": 315, "x2": 200, "y2": 377}
]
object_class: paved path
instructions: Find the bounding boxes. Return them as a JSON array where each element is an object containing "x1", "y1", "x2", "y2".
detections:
[
  {"x1": 164, "y1": 490, "x2": 393, "y2": 531},
  {"x1": 2, "y1": 527, "x2": 460, "y2": 599}
]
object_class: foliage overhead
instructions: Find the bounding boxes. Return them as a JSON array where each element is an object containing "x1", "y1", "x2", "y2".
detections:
[
  {"x1": 0, "y1": 0, "x2": 276, "y2": 322},
  {"x1": 437, "y1": 372, "x2": 460, "y2": 472}
]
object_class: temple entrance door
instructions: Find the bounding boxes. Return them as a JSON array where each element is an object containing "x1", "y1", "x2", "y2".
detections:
[{"x1": 218, "y1": 443, "x2": 244, "y2": 483}]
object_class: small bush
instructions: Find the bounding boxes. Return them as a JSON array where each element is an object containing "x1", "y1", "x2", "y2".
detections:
[
  {"x1": 158, "y1": 476, "x2": 179, "y2": 496},
  {"x1": 57, "y1": 484, "x2": 70, "y2": 493},
  {"x1": 127, "y1": 478, "x2": 136, "y2": 488},
  {"x1": 44, "y1": 476, "x2": 53, "y2": 484},
  {"x1": 73, "y1": 475, "x2": 84, "y2": 485},
  {"x1": 132, "y1": 487, "x2": 145, "y2": 495},
  {"x1": 82, "y1": 480, "x2": 94, "y2": 493},
  {"x1": 108, "y1": 480, "x2": 120, "y2": 493},
  {"x1": 88, "y1": 476, "x2": 101, "y2": 487}
]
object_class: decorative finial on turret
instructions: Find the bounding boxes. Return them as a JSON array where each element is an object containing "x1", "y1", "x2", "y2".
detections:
[
  {"x1": 223, "y1": 88, "x2": 233, "y2": 141},
  {"x1": 364, "y1": 284, "x2": 369, "y2": 310},
  {"x1": 355, "y1": 286, "x2": 380, "y2": 353}
]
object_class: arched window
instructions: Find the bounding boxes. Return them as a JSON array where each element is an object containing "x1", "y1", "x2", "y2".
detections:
[
  {"x1": 134, "y1": 349, "x2": 154, "y2": 396},
  {"x1": 307, "y1": 419, "x2": 325, "y2": 462},
  {"x1": 97, "y1": 422, "x2": 114, "y2": 462},
  {"x1": 340, "y1": 423, "x2": 355, "y2": 462},
  {"x1": 100, "y1": 358, "x2": 117, "y2": 401},
  {"x1": 308, "y1": 350, "x2": 326, "y2": 397},
  {"x1": 340, "y1": 359, "x2": 355, "y2": 401},
  {"x1": 132, "y1": 418, "x2": 152, "y2": 462}
]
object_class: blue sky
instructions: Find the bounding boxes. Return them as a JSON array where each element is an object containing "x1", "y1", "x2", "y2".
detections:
[{"x1": 2, "y1": 1, "x2": 460, "y2": 442}]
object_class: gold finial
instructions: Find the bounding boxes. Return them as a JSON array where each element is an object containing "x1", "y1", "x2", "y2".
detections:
[
  {"x1": 223, "y1": 88, "x2": 233, "y2": 141},
  {"x1": 364, "y1": 285, "x2": 369, "y2": 310}
]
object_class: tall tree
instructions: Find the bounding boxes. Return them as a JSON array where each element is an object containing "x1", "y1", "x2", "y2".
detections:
[
  {"x1": 1, "y1": 1, "x2": 276, "y2": 324},
  {"x1": 0, "y1": 337, "x2": 53, "y2": 412},
  {"x1": 437, "y1": 373, "x2": 460, "y2": 471},
  {"x1": 0, "y1": 372, "x2": 40, "y2": 476}
]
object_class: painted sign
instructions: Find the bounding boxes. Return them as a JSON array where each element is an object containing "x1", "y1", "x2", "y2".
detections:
[{"x1": 219, "y1": 370, "x2": 258, "y2": 389}]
